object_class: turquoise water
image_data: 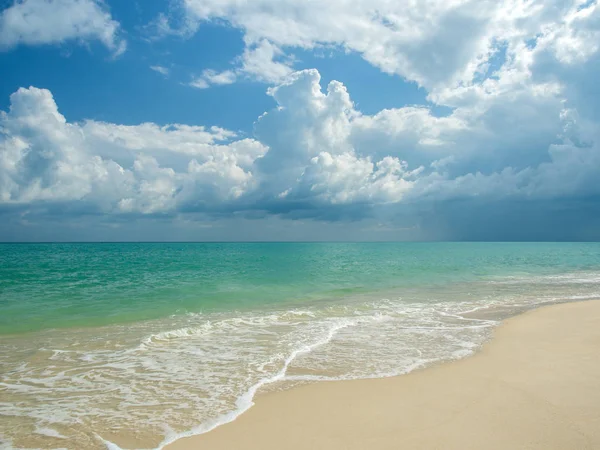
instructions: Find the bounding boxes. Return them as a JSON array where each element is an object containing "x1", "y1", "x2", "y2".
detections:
[
  {"x1": 1, "y1": 242, "x2": 600, "y2": 449},
  {"x1": 2, "y1": 242, "x2": 600, "y2": 334}
]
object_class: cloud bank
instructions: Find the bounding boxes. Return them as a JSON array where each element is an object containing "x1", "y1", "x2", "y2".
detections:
[
  {"x1": 1, "y1": 65, "x2": 598, "y2": 221},
  {"x1": 1, "y1": 0, "x2": 600, "y2": 239}
]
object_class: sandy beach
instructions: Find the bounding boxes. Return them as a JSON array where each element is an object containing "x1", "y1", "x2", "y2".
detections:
[{"x1": 168, "y1": 300, "x2": 600, "y2": 450}]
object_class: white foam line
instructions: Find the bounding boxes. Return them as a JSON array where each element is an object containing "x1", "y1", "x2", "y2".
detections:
[
  {"x1": 34, "y1": 426, "x2": 67, "y2": 440},
  {"x1": 100, "y1": 318, "x2": 359, "y2": 450},
  {"x1": 395, "y1": 324, "x2": 493, "y2": 330},
  {"x1": 284, "y1": 358, "x2": 436, "y2": 383},
  {"x1": 438, "y1": 310, "x2": 499, "y2": 325},
  {"x1": 139, "y1": 322, "x2": 213, "y2": 348}
]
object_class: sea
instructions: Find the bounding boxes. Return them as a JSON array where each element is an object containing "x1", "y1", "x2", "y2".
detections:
[{"x1": 1, "y1": 242, "x2": 599, "y2": 449}]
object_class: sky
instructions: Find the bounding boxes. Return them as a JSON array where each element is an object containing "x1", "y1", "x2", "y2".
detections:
[{"x1": 1, "y1": 0, "x2": 599, "y2": 241}]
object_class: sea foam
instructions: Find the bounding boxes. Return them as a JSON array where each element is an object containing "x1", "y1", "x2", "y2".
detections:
[{"x1": 1, "y1": 272, "x2": 599, "y2": 450}]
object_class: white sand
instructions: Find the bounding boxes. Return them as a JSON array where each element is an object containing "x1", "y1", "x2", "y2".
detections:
[{"x1": 167, "y1": 300, "x2": 600, "y2": 450}]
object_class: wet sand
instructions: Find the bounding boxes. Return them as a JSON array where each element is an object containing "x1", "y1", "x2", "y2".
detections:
[{"x1": 167, "y1": 300, "x2": 600, "y2": 450}]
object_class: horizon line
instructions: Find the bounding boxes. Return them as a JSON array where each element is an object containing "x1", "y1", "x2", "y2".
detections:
[{"x1": 1, "y1": 240, "x2": 598, "y2": 244}]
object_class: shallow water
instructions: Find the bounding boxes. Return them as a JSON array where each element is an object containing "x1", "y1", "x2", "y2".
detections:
[{"x1": 1, "y1": 242, "x2": 599, "y2": 449}]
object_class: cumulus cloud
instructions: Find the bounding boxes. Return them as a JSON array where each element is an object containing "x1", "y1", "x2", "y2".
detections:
[
  {"x1": 1, "y1": 73, "x2": 421, "y2": 216},
  {"x1": 292, "y1": 153, "x2": 417, "y2": 205},
  {"x1": 0, "y1": 87, "x2": 266, "y2": 214},
  {"x1": 0, "y1": 0, "x2": 126, "y2": 55}
]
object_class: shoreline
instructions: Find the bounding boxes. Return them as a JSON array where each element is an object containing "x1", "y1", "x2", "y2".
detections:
[{"x1": 165, "y1": 299, "x2": 600, "y2": 450}]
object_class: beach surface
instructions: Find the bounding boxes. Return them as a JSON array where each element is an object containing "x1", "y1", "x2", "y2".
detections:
[{"x1": 168, "y1": 300, "x2": 600, "y2": 450}]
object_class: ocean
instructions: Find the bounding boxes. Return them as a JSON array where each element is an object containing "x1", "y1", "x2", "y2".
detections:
[{"x1": 1, "y1": 242, "x2": 599, "y2": 449}]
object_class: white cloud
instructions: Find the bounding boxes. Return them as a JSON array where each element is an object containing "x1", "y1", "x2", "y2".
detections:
[
  {"x1": 150, "y1": 65, "x2": 170, "y2": 77},
  {"x1": 542, "y1": 1, "x2": 600, "y2": 65},
  {"x1": 0, "y1": 0, "x2": 126, "y2": 55},
  {"x1": 258, "y1": 70, "x2": 354, "y2": 166},
  {"x1": 204, "y1": 69, "x2": 237, "y2": 85},
  {"x1": 188, "y1": 78, "x2": 210, "y2": 89},
  {"x1": 294, "y1": 152, "x2": 417, "y2": 204},
  {"x1": 177, "y1": 0, "x2": 600, "y2": 106},
  {"x1": 177, "y1": 1, "x2": 596, "y2": 94},
  {"x1": 189, "y1": 40, "x2": 292, "y2": 88},
  {"x1": 248, "y1": 62, "x2": 600, "y2": 209},
  {"x1": 143, "y1": 11, "x2": 198, "y2": 40},
  {"x1": 239, "y1": 40, "x2": 293, "y2": 83},
  {"x1": 190, "y1": 69, "x2": 237, "y2": 89},
  {"x1": 0, "y1": 87, "x2": 267, "y2": 213},
  {"x1": 180, "y1": 0, "x2": 496, "y2": 90}
]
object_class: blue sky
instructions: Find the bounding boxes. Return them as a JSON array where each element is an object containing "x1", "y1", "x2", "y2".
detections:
[
  {"x1": 1, "y1": 0, "x2": 599, "y2": 241},
  {"x1": 0, "y1": 19, "x2": 433, "y2": 131}
]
